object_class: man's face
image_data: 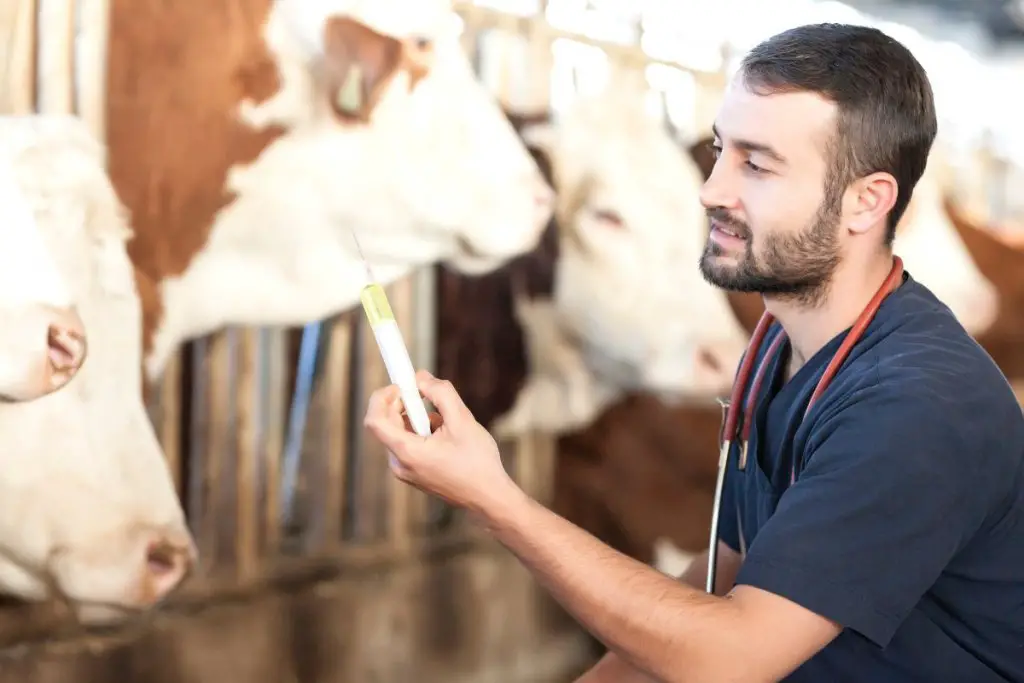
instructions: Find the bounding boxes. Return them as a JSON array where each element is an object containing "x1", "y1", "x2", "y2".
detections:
[{"x1": 698, "y1": 77, "x2": 846, "y2": 304}]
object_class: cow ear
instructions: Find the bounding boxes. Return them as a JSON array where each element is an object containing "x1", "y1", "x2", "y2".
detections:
[{"x1": 321, "y1": 17, "x2": 405, "y2": 122}]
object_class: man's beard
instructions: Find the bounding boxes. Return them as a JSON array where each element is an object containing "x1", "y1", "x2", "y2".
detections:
[{"x1": 698, "y1": 197, "x2": 842, "y2": 308}]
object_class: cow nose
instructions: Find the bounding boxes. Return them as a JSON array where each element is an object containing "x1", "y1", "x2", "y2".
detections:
[
  {"x1": 43, "y1": 304, "x2": 87, "y2": 391},
  {"x1": 140, "y1": 530, "x2": 196, "y2": 605}
]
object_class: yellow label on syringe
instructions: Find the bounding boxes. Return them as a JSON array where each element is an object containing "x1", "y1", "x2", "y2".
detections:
[
  {"x1": 359, "y1": 282, "x2": 394, "y2": 326},
  {"x1": 359, "y1": 283, "x2": 432, "y2": 437}
]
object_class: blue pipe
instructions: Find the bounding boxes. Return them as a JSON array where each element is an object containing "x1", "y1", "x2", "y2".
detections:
[{"x1": 279, "y1": 320, "x2": 323, "y2": 528}]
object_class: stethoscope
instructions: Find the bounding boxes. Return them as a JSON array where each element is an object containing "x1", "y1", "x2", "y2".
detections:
[{"x1": 705, "y1": 256, "x2": 905, "y2": 594}]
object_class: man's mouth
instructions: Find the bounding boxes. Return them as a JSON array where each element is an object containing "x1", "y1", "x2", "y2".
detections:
[{"x1": 710, "y1": 220, "x2": 745, "y2": 240}]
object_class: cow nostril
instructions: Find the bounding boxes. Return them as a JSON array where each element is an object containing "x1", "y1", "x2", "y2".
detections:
[
  {"x1": 47, "y1": 325, "x2": 79, "y2": 370},
  {"x1": 697, "y1": 346, "x2": 723, "y2": 374},
  {"x1": 146, "y1": 542, "x2": 177, "y2": 576}
]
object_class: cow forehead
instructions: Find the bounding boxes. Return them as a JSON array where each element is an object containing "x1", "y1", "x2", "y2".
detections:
[
  {"x1": 5, "y1": 119, "x2": 134, "y2": 289},
  {"x1": 551, "y1": 96, "x2": 699, "y2": 185},
  {"x1": 550, "y1": 111, "x2": 706, "y2": 236},
  {"x1": 280, "y1": 0, "x2": 456, "y2": 41}
]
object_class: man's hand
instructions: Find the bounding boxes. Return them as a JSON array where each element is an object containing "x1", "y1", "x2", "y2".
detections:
[{"x1": 363, "y1": 370, "x2": 521, "y2": 515}]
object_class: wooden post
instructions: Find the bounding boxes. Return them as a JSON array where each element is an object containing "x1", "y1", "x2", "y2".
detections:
[{"x1": 0, "y1": 0, "x2": 37, "y2": 113}]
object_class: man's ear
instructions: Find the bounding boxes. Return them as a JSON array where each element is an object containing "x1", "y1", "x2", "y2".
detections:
[{"x1": 846, "y1": 171, "x2": 898, "y2": 236}]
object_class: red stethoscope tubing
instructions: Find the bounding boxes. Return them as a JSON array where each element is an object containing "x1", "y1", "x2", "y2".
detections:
[{"x1": 704, "y1": 255, "x2": 904, "y2": 594}]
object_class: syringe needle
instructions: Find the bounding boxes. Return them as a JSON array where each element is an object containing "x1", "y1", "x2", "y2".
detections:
[{"x1": 350, "y1": 228, "x2": 374, "y2": 283}]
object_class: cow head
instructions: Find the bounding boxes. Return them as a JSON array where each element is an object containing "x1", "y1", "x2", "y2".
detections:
[
  {"x1": 125, "y1": 0, "x2": 555, "y2": 376},
  {"x1": 243, "y1": 0, "x2": 553, "y2": 273},
  {"x1": 0, "y1": 116, "x2": 194, "y2": 624},
  {"x1": 492, "y1": 91, "x2": 749, "y2": 437},
  {"x1": 0, "y1": 120, "x2": 87, "y2": 402}
]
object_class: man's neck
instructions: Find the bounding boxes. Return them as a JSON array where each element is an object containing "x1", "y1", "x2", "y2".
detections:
[{"x1": 764, "y1": 251, "x2": 897, "y2": 376}]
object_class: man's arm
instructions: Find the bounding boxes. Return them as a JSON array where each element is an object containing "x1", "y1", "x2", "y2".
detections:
[
  {"x1": 483, "y1": 490, "x2": 841, "y2": 683},
  {"x1": 574, "y1": 542, "x2": 744, "y2": 683}
]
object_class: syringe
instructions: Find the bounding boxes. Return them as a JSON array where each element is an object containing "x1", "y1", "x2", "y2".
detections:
[{"x1": 352, "y1": 231, "x2": 433, "y2": 437}]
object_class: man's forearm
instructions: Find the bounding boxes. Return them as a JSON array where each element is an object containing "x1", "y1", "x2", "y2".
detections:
[
  {"x1": 481, "y1": 487, "x2": 748, "y2": 683},
  {"x1": 575, "y1": 652, "x2": 661, "y2": 683},
  {"x1": 573, "y1": 544, "x2": 743, "y2": 683}
]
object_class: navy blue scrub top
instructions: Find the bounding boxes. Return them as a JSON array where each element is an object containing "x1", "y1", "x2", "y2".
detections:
[{"x1": 718, "y1": 271, "x2": 1024, "y2": 682}]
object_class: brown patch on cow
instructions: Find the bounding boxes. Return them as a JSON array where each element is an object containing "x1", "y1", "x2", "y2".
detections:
[
  {"x1": 106, "y1": 0, "x2": 286, "y2": 358},
  {"x1": 434, "y1": 110, "x2": 559, "y2": 428},
  {"x1": 943, "y1": 198, "x2": 1024, "y2": 379},
  {"x1": 321, "y1": 17, "x2": 433, "y2": 124},
  {"x1": 554, "y1": 395, "x2": 723, "y2": 561},
  {"x1": 401, "y1": 36, "x2": 433, "y2": 89},
  {"x1": 134, "y1": 267, "x2": 163, "y2": 395}
]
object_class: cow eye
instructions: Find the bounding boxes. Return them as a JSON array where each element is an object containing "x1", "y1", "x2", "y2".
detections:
[{"x1": 592, "y1": 208, "x2": 625, "y2": 229}]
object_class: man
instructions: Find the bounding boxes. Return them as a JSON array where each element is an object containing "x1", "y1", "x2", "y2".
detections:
[{"x1": 364, "y1": 23, "x2": 1024, "y2": 683}]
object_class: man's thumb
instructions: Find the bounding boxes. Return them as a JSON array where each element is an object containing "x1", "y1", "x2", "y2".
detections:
[{"x1": 366, "y1": 412, "x2": 422, "y2": 461}]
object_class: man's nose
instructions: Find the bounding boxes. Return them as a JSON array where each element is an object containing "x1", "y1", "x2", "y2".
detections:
[{"x1": 698, "y1": 158, "x2": 740, "y2": 212}]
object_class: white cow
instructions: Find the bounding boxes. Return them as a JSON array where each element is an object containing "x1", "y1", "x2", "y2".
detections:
[
  {"x1": 892, "y1": 152, "x2": 999, "y2": 335},
  {"x1": 89, "y1": 0, "x2": 555, "y2": 379},
  {"x1": 0, "y1": 151, "x2": 86, "y2": 401},
  {"x1": 0, "y1": 115, "x2": 194, "y2": 624},
  {"x1": 491, "y1": 87, "x2": 750, "y2": 438}
]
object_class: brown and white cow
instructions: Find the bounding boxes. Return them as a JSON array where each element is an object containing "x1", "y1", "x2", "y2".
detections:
[
  {"x1": 0, "y1": 125, "x2": 87, "y2": 401},
  {"x1": 0, "y1": 115, "x2": 194, "y2": 625},
  {"x1": 483, "y1": 87, "x2": 750, "y2": 439},
  {"x1": 73, "y1": 0, "x2": 554, "y2": 380}
]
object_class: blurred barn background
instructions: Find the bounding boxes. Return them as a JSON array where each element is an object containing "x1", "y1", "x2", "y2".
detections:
[{"x1": 2, "y1": 0, "x2": 1024, "y2": 681}]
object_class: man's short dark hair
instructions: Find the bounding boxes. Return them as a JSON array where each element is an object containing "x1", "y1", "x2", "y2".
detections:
[{"x1": 739, "y1": 23, "x2": 937, "y2": 245}]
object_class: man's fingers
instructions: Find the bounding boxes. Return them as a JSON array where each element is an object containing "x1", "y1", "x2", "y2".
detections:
[
  {"x1": 366, "y1": 384, "x2": 401, "y2": 420},
  {"x1": 402, "y1": 409, "x2": 444, "y2": 434},
  {"x1": 388, "y1": 452, "x2": 414, "y2": 482},
  {"x1": 415, "y1": 370, "x2": 472, "y2": 424},
  {"x1": 365, "y1": 385, "x2": 422, "y2": 460}
]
